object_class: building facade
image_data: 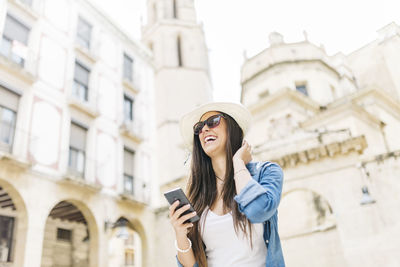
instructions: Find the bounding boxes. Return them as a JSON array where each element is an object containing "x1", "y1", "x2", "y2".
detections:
[
  {"x1": 240, "y1": 25, "x2": 400, "y2": 266},
  {"x1": 0, "y1": 0, "x2": 157, "y2": 266},
  {"x1": 1, "y1": 0, "x2": 400, "y2": 266}
]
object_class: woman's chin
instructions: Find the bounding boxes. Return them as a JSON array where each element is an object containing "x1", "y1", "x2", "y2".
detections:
[{"x1": 203, "y1": 143, "x2": 223, "y2": 157}]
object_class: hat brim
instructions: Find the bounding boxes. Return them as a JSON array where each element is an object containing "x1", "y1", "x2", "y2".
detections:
[{"x1": 179, "y1": 102, "x2": 252, "y2": 149}]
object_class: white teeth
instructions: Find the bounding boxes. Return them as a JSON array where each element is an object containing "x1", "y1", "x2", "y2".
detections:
[{"x1": 205, "y1": 136, "x2": 217, "y2": 143}]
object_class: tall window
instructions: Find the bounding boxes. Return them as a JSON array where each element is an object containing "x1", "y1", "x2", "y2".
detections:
[
  {"x1": 0, "y1": 215, "x2": 14, "y2": 262},
  {"x1": 123, "y1": 53, "x2": 133, "y2": 82},
  {"x1": 73, "y1": 61, "x2": 90, "y2": 102},
  {"x1": 0, "y1": 87, "x2": 19, "y2": 153},
  {"x1": 123, "y1": 148, "x2": 135, "y2": 195},
  {"x1": 177, "y1": 36, "x2": 182, "y2": 67},
  {"x1": 76, "y1": 17, "x2": 92, "y2": 49},
  {"x1": 173, "y1": 0, "x2": 178, "y2": 18},
  {"x1": 68, "y1": 122, "x2": 87, "y2": 177},
  {"x1": 0, "y1": 14, "x2": 30, "y2": 66},
  {"x1": 123, "y1": 95, "x2": 134, "y2": 122},
  {"x1": 295, "y1": 82, "x2": 308, "y2": 96}
]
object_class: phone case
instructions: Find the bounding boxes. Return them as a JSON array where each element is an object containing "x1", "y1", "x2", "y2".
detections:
[{"x1": 164, "y1": 188, "x2": 200, "y2": 223}]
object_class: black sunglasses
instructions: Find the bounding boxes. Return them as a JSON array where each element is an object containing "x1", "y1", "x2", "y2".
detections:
[{"x1": 193, "y1": 114, "x2": 225, "y2": 135}]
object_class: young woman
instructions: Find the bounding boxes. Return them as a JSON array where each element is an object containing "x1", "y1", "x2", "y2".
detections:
[{"x1": 169, "y1": 102, "x2": 285, "y2": 267}]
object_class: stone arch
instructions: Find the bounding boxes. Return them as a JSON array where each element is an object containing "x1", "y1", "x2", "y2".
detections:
[
  {"x1": 0, "y1": 178, "x2": 28, "y2": 267},
  {"x1": 107, "y1": 216, "x2": 147, "y2": 267},
  {"x1": 279, "y1": 188, "x2": 346, "y2": 266},
  {"x1": 41, "y1": 198, "x2": 99, "y2": 267},
  {"x1": 280, "y1": 188, "x2": 335, "y2": 238}
]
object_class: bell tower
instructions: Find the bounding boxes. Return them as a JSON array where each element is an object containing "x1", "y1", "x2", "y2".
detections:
[{"x1": 142, "y1": 0, "x2": 213, "y2": 192}]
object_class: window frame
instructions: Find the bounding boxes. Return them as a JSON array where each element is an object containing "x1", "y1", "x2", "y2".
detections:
[
  {"x1": 123, "y1": 147, "x2": 135, "y2": 195},
  {"x1": 123, "y1": 53, "x2": 134, "y2": 82},
  {"x1": 76, "y1": 16, "x2": 92, "y2": 50},
  {"x1": 0, "y1": 14, "x2": 30, "y2": 66},
  {"x1": 0, "y1": 215, "x2": 15, "y2": 262},
  {"x1": 295, "y1": 82, "x2": 308, "y2": 96},
  {"x1": 68, "y1": 122, "x2": 87, "y2": 177},
  {"x1": 123, "y1": 95, "x2": 134, "y2": 122},
  {"x1": 73, "y1": 61, "x2": 90, "y2": 102}
]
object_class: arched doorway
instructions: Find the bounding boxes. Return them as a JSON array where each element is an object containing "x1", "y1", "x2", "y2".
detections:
[
  {"x1": 107, "y1": 217, "x2": 143, "y2": 267},
  {"x1": 41, "y1": 200, "x2": 98, "y2": 267},
  {"x1": 0, "y1": 181, "x2": 28, "y2": 267}
]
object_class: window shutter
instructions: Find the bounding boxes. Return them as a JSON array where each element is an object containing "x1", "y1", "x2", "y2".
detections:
[
  {"x1": 70, "y1": 123, "x2": 87, "y2": 151},
  {"x1": 3, "y1": 15, "x2": 30, "y2": 45},
  {"x1": 0, "y1": 86, "x2": 19, "y2": 111}
]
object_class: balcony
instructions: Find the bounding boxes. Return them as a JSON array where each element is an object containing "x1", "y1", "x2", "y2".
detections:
[
  {"x1": 0, "y1": 39, "x2": 37, "y2": 84},
  {"x1": 67, "y1": 96, "x2": 99, "y2": 119},
  {"x1": 119, "y1": 176, "x2": 149, "y2": 206},
  {"x1": 60, "y1": 170, "x2": 101, "y2": 193},
  {"x1": 122, "y1": 75, "x2": 141, "y2": 95},
  {"x1": 74, "y1": 43, "x2": 98, "y2": 65},
  {"x1": 119, "y1": 120, "x2": 145, "y2": 143}
]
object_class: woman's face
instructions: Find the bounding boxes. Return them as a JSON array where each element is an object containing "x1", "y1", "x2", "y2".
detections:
[{"x1": 197, "y1": 111, "x2": 227, "y2": 158}]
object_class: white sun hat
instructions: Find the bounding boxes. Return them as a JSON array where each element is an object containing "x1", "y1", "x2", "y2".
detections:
[{"x1": 179, "y1": 102, "x2": 252, "y2": 149}]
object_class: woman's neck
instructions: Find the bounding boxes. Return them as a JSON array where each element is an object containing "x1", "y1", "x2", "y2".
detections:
[{"x1": 211, "y1": 154, "x2": 227, "y2": 181}]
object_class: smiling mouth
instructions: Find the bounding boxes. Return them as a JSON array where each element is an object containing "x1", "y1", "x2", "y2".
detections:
[{"x1": 204, "y1": 135, "x2": 217, "y2": 144}]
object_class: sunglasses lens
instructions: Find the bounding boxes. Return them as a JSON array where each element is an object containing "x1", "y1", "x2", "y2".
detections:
[
  {"x1": 193, "y1": 115, "x2": 223, "y2": 135},
  {"x1": 193, "y1": 122, "x2": 204, "y2": 135},
  {"x1": 207, "y1": 115, "x2": 221, "y2": 128}
]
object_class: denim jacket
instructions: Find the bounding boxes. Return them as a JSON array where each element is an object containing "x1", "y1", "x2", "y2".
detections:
[{"x1": 176, "y1": 161, "x2": 285, "y2": 267}]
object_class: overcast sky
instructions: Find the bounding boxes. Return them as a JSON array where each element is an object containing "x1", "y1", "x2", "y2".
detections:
[{"x1": 90, "y1": 0, "x2": 400, "y2": 102}]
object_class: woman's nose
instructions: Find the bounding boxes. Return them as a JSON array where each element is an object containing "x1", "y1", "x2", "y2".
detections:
[{"x1": 201, "y1": 124, "x2": 210, "y2": 134}]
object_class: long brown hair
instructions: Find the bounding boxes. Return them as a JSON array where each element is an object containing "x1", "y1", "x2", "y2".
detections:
[{"x1": 186, "y1": 112, "x2": 253, "y2": 267}]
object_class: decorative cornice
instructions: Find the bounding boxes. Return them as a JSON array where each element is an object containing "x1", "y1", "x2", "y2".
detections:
[
  {"x1": 301, "y1": 101, "x2": 382, "y2": 130},
  {"x1": 270, "y1": 136, "x2": 367, "y2": 169}
]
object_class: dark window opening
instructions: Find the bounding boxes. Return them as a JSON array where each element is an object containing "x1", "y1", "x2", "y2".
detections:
[
  {"x1": 295, "y1": 83, "x2": 308, "y2": 96},
  {"x1": 123, "y1": 95, "x2": 134, "y2": 122},
  {"x1": 57, "y1": 228, "x2": 72, "y2": 242},
  {"x1": 123, "y1": 53, "x2": 133, "y2": 82},
  {"x1": 177, "y1": 36, "x2": 182, "y2": 67},
  {"x1": 0, "y1": 215, "x2": 14, "y2": 262},
  {"x1": 173, "y1": 0, "x2": 178, "y2": 19}
]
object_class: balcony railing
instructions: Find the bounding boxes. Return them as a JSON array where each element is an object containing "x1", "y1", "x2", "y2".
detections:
[
  {"x1": 119, "y1": 119, "x2": 145, "y2": 143},
  {"x1": 121, "y1": 176, "x2": 149, "y2": 204},
  {"x1": 0, "y1": 39, "x2": 37, "y2": 82}
]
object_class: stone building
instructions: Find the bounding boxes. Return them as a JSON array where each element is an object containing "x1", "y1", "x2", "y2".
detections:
[
  {"x1": 240, "y1": 25, "x2": 400, "y2": 266},
  {"x1": 156, "y1": 23, "x2": 400, "y2": 266},
  {"x1": 1, "y1": 0, "x2": 400, "y2": 266},
  {"x1": 0, "y1": 0, "x2": 157, "y2": 266}
]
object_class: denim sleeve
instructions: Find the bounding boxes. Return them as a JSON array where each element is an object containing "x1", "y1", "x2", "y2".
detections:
[
  {"x1": 176, "y1": 255, "x2": 199, "y2": 267},
  {"x1": 234, "y1": 162, "x2": 284, "y2": 223}
]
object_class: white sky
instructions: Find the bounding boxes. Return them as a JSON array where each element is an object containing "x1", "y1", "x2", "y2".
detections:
[{"x1": 90, "y1": 0, "x2": 400, "y2": 102}]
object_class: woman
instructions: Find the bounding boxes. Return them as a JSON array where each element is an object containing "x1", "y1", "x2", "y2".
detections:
[{"x1": 169, "y1": 102, "x2": 285, "y2": 267}]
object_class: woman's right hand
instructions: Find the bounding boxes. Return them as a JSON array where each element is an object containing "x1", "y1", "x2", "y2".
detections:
[{"x1": 169, "y1": 200, "x2": 197, "y2": 236}]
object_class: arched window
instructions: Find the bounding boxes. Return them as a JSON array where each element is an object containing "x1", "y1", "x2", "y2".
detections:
[{"x1": 177, "y1": 36, "x2": 182, "y2": 67}]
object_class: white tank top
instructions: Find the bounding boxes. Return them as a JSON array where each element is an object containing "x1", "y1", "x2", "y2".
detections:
[{"x1": 200, "y1": 207, "x2": 267, "y2": 267}]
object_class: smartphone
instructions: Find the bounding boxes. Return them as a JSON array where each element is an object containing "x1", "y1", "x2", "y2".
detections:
[{"x1": 164, "y1": 188, "x2": 200, "y2": 223}]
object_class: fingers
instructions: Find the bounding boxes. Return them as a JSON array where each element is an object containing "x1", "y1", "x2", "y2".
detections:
[
  {"x1": 171, "y1": 203, "x2": 192, "y2": 221},
  {"x1": 177, "y1": 211, "x2": 197, "y2": 225},
  {"x1": 169, "y1": 200, "x2": 180, "y2": 218}
]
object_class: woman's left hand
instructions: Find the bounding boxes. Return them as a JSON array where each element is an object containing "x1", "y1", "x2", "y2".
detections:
[{"x1": 233, "y1": 139, "x2": 252, "y2": 165}]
